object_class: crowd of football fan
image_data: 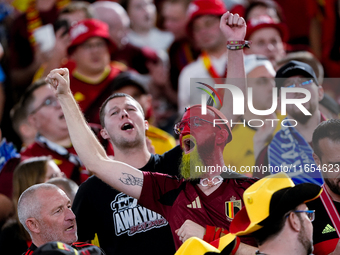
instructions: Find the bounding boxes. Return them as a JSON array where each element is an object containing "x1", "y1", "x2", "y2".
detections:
[{"x1": 1, "y1": 0, "x2": 340, "y2": 254}]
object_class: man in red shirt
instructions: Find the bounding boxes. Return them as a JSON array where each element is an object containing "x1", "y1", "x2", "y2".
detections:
[{"x1": 19, "y1": 80, "x2": 89, "y2": 184}]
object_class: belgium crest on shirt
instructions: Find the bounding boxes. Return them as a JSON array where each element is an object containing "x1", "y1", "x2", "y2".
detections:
[{"x1": 225, "y1": 197, "x2": 242, "y2": 221}]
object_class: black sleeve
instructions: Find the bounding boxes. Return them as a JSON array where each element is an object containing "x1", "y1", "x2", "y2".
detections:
[
  {"x1": 72, "y1": 179, "x2": 96, "y2": 243},
  {"x1": 152, "y1": 145, "x2": 182, "y2": 176}
]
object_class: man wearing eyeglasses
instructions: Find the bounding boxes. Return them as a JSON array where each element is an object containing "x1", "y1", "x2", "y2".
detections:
[
  {"x1": 231, "y1": 172, "x2": 321, "y2": 255},
  {"x1": 47, "y1": 12, "x2": 259, "y2": 254},
  {"x1": 307, "y1": 119, "x2": 340, "y2": 255},
  {"x1": 3, "y1": 80, "x2": 110, "y2": 186},
  {"x1": 16, "y1": 81, "x2": 90, "y2": 185},
  {"x1": 256, "y1": 60, "x2": 325, "y2": 186}
]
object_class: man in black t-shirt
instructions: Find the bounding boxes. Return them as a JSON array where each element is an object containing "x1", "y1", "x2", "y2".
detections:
[
  {"x1": 72, "y1": 93, "x2": 179, "y2": 255},
  {"x1": 308, "y1": 119, "x2": 340, "y2": 255}
]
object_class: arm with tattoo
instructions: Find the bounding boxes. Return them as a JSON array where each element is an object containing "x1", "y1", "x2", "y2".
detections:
[
  {"x1": 46, "y1": 68, "x2": 144, "y2": 200},
  {"x1": 119, "y1": 173, "x2": 143, "y2": 187}
]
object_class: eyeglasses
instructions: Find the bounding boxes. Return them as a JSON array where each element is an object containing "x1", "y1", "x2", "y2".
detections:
[
  {"x1": 30, "y1": 97, "x2": 59, "y2": 114},
  {"x1": 283, "y1": 79, "x2": 314, "y2": 88},
  {"x1": 286, "y1": 210, "x2": 315, "y2": 222},
  {"x1": 294, "y1": 210, "x2": 315, "y2": 222},
  {"x1": 173, "y1": 116, "x2": 221, "y2": 135}
]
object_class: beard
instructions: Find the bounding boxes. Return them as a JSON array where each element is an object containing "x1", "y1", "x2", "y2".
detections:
[
  {"x1": 179, "y1": 146, "x2": 206, "y2": 180},
  {"x1": 297, "y1": 217, "x2": 313, "y2": 255},
  {"x1": 288, "y1": 102, "x2": 317, "y2": 125},
  {"x1": 324, "y1": 178, "x2": 340, "y2": 196},
  {"x1": 179, "y1": 134, "x2": 216, "y2": 180},
  {"x1": 110, "y1": 133, "x2": 143, "y2": 150},
  {"x1": 38, "y1": 221, "x2": 77, "y2": 245}
]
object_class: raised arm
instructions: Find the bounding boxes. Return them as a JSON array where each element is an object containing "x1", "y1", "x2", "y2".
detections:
[
  {"x1": 46, "y1": 68, "x2": 143, "y2": 199},
  {"x1": 219, "y1": 12, "x2": 247, "y2": 122}
]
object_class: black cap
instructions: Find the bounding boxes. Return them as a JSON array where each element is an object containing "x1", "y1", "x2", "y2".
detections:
[
  {"x1": 275, "y1": 60, "x2": 319, "y2": 90},
  {"x1": 32, "y1": 242, "x2": 102, "y2": 255}
]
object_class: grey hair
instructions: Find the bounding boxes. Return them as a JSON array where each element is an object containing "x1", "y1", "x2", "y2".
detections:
[{"x1": 17, "y1": 183, "x2": 60, "y2": 235}]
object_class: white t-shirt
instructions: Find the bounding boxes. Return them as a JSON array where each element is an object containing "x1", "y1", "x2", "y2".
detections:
[
  {"x1": 127, "y1": 28, "x2": 174, "y2": 51},
  {"x1": 177, "y1": 52, "x2": 228, "y2": 115}
]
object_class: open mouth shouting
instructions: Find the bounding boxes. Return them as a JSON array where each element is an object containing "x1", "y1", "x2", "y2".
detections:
[
  {"x1": 182, "y1": 135, "x2": 196, "y2": 154},
  {"x1": 121, "y1": 122, "x2": 135, "y2": 131}
]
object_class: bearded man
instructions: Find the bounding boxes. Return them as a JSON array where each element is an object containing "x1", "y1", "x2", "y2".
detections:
[
  {"x1": 307, "y1": 119, "x2": 340, "y2": 255},
  {"x1": 256, "y1": 60, "x2": 325, "y2": 186}
]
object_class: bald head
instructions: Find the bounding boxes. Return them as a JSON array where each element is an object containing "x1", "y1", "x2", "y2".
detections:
[{"x1": 91, "y1": 1, "x2": 129, "y2": 48}]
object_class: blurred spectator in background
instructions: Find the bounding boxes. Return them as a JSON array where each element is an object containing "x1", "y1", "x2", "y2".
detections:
[
  {"x1": 313, "y1": 0, "x2": 339, "y2": 77},
  {"x1": 161, "y1": 0, "x2": 200, "y2": 110},
  {"x1": 178, "y1": 0, "x2": 228, "y2": 113},
  {"x1": 244, "y1": 0, "x2": 282, "y2": 22},
  {"x1": 33, "y1": 1, "x2": 93, "y2": 80},
  {"x1": 18, "y1": 80, "x2": 90, "y2": 184},
  {"x1": 0, "y1": 156, "x2": 63, "y2": 255},
  {"x1": 275, "y1": 0, "x2": 317, "y2": 53},
  {"x1": 47, "y1": 177, "x2": 79, "y2": 205},
  {"x1": 9, "y1": 0, "x2": 70, "y2": 97},
  {"x1": 121, "y1": 0, "x2": 173, "y2": 51},
  {"x1": 244, "y1": 15, "x2": 287, "y2": 69},
  {"x1": 256, "y1": 60, "x2": 325, "y2": 185},
  {"x1": 58, "y1": 0, "x2": 91, "y2": 26},
  {"x1": 275, "y1": 51, "x2": 340, "y2": 120},
  {"x1": 66, "y1": 18, "x2": 126, "y2": 124},
  {"x1": 91, "y1": 1, "x2": 158, "y2": 76},
  {"x1": 162, "y1": 0, "x2": 190, "y2": 43},
  {"x1": 120, "y1": 0, "x2": 177, "y2": 131},
  {"x1": 109, "y1": 71, "x2": 176, "y2": 154}
]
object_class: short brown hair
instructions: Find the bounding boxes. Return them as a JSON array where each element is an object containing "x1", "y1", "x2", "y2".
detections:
[
  {"x1": 312, "y1": 119, "x2": 340, "y2": 159},
  {"x1": 19, "y1": 79, "x2": 49, "y2": 118},
  {"x1": 99, "y1": 93, "x2": 145, "y2": 128}
]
